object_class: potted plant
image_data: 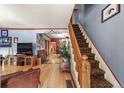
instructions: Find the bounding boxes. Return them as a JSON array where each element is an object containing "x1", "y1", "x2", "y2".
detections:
[
  {"x1": 60, "y1": 43, "x2": 70, "y2": 72},
  {"x1": 61, "y1": 44, "x2": 70, "y2": 60}
]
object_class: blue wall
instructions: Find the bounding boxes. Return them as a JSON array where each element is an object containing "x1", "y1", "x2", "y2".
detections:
[
  {"x1": 0, "y1": 30, "x2": 38, "y2": 56},
  {"x1": 0, "y1": 30, "x2": 66, "y2": 57},
  {"x1": 78, "y1": 4, "x2": 124, "y2": 87}
]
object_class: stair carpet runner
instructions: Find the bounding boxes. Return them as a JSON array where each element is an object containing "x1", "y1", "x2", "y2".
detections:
[{"x1": 72, "y1": 24, "x2": 113, "y2": 88}]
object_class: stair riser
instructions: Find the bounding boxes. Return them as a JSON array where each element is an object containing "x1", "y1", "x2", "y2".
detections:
[
  {"x1": 91, "y1": 63, "x2": 99, "y2": 68},
  {"x1": 72, "y1": 24, "x2": 78, "y2": 26},
  {"x1": 80, "y1": 49, "x2": 91, "y2": 53},
  {"x1": 78, "y1": 43, "x2": 89, "y2": 46},
  {"x1": 83, "y1": 54, "x2": 95, "y2": 59},
  {"x1": 91, "y1": 74, "x2": 104, "y2": 79},
  {"x1": 73, "y1": 26, "x2": 79, "y2": 27},
  {"x1": 88, "y1": 57, "x2": 95, "y2": 60},
  {"x1": 73, "y1": 28, "x2": 79, "y2": 29},
  {"x1": 77, "y1": 39, "x2": 86, "y2": 42},
  {"x1": 91, "y1": 85, "x2": 112, "y2": 88},
  {"x1": 76, "y1": 36, "x2": 84, "y2": 38},
  {"x1": 77, "y1": 39, "x2": 88, "y2": 45},
  {"x1": 76, "y1": 38, "x2": 86, "y2": 41},
  {"x1": 76, "y1": 37, "x2": 85, "y2": 40},
  {"x1": 73, "y1": 29, "x2": 80, "y2": 31},
  {"x1": 79, "y1": 46, "x2": 89, "y2": 49},
  {"x1": 91, "y1": 80, "x2": 113, "y2": 88},
  {"x1": 75, "y1": 32, "x2": 82, "y2": 35},
  {"x1": 75, "y1": 34, "x2": 83, "y2": 37},
  {"x1": 75, "y1": 35, "x2": 84, "y2": 39},
  {"x1": 77, "y1": 40, "x2": 86, "y2": 44}
]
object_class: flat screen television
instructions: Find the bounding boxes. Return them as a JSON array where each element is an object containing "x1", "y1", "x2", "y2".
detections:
[
  {"x1": 0, "y1": 37, "x2": 12, "y2": 47},
  {"x1": 17, "y1": 43, "x2": 33, "y2": 55}
]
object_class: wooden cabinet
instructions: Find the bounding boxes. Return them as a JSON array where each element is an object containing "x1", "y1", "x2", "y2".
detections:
[
  {"x1": 60, "y1": 58, "x2": 70, "y2": 72},
  {"x1": 0, "y1": 55, "x2": 3, "y2": 65},
  {"x1": 16, "y1": 56, "x2": 36, "y2": 66}
]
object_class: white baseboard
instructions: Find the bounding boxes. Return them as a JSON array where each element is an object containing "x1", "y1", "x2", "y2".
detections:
[{"x1": 78, "y1": 23, "x2": 121, "y2": 88}]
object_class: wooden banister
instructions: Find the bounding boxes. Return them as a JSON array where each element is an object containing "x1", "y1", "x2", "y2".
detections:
[
  {"x1": 80, "y1": 55, "x2": 90, "y2": 88},
  {"x1": 69, "y1": 22, "x2": 90, "y2": 88}
]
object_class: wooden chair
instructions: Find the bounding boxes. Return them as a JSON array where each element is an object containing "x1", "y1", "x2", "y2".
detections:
[
  {"x1": 37, "y1": 50, "x2": 48, "y2": 64},
  {"x1": 1, "y1": 68, "x2": 41, "y2": 88}
]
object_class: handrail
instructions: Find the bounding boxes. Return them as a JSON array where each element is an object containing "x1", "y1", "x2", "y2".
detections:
[{"x1": 69, "y1": 22, "x2": 90, "y2": 88}]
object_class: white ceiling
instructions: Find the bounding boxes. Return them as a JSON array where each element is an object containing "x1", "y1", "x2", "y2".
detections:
[
  {"x1": 45, "y1": 32, "x2": 69, "y2": 38},
  {"x1": 0, "y1": 4, "x2": 74, "y2": 28},
  {"x1": 36, "y1": 30, "x2": 69, "y2": 38}
]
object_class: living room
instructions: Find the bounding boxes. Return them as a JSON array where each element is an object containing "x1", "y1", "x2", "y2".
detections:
[{"x1": 0, "y1": 29, "x2": 74, "y2": 88}]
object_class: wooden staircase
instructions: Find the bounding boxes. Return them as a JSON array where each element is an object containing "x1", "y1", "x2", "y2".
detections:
[{"x1": 72, "y1": 24, "x2": 113, "y2": 88}]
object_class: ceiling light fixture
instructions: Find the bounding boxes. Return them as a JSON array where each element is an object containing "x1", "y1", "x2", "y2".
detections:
[{"x1": 50, "y1": 30, "x2": 54, "y2": 33}]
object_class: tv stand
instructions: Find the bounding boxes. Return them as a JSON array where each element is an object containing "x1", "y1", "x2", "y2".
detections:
[{"x1": 16, "y1": 56, "x2": 36, "y2": 66}]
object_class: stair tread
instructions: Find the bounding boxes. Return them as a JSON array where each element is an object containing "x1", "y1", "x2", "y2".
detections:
[
  {"x1": 78, "y1": 41, "x2": 87, "y2": 44},
  {"x1": 77, "y1": 38, "x2": 86, "y2": 40},
  {"x1": 75, "y1": 34, "x2": 83, "y2": 36},
  {"x1": 76, "y1": 36, "x2": 85, "y2": 39},
  {"x1": 91, "y1": 68, "x2": 105, "y2": 76},
  {"x1": 72, "y1": 24, "x2": 78, "y2": 26},
  {"x1": 77, "y1": 39, "x2": 87, "y2": 42},
  {"x1": 81, "y1": 53, "x2": 95, "y2": 60},
  {"x1": 74, "y1": 31, "x2": 82, "y2": 34},
  {"x1": 88, "y1": 60, "x2": 99, "y2": 68},
  {"x1": 73, "y1": 27, "x2": 81, "y2": 29},
  {"x1": 78, "y1": 42, "x2": 87, "y2": 45},
  {"x1": 88, "y1": 59, "x2": 99, "y2": 63},
  {"x1": 79, "y1": 44, "x2": 88, "y2": 47},
  {"x1": 80, "y1": 47, "x2": 91, "y2": 49},
  {"x1": 81, "y1": 52, "x2": 95, "y2": 56},
  {"x1": 80, "y1": 48, "x2": 91, "y2": 53},
  {"x1": 75, "y1": 34, "x2": 82, "y2": 36},
  {"x1": 91, "y1": 79, "x2": 113, "y2": 88}
]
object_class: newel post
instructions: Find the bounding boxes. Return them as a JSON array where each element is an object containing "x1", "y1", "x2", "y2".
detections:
[{"x1": 81, "y1": 55, "x2": 91, "y2": 88}]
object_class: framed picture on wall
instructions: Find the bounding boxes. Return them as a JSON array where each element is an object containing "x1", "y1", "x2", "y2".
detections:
[
  {"x1": 13, "y1": 37, "x2": 18, "y2": 43},
  {"x1": 1, "y1": 30, "x2": 8, "y2": 37},
  {"x1": 0, "y1": 37, "x2": 12, "y2": 47},
  {"x1": 102, "y1": 4, "x2": 120, "y2": 23}
]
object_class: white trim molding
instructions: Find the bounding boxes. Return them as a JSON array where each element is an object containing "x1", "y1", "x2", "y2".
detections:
[
  {"x1": 78, "y1": 22, "x2": 121, "y2": 88},
  {"x1": 67, "y1": 29, "x2": 80, "y2": 88}
]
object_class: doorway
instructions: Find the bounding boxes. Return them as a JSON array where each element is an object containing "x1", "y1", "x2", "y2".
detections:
[{"x1": 50, "y1": 42, "x2": 56, "y2": 54}]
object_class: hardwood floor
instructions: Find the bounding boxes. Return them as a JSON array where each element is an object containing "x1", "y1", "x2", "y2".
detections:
[
  {"x1": 47, "y1": 54, "x2": 61, "y2": 64},
  {"x1": 0, "y1": 54, "x2": 74, "y2": 88},
  {"x1": 38, "y1": 64, "x2": 73, "y2": 88}
]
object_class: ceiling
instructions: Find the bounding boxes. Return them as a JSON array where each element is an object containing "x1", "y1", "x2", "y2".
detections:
[
  {"x1": 37, "y1": 30, "x2": 69, "y2": 38},
  {"x1": 45, "y1": 33, "x2": 69, "y2": 38},
  {"x1": 0, "y1": 4, "x2": 74, "y2": 28}
]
